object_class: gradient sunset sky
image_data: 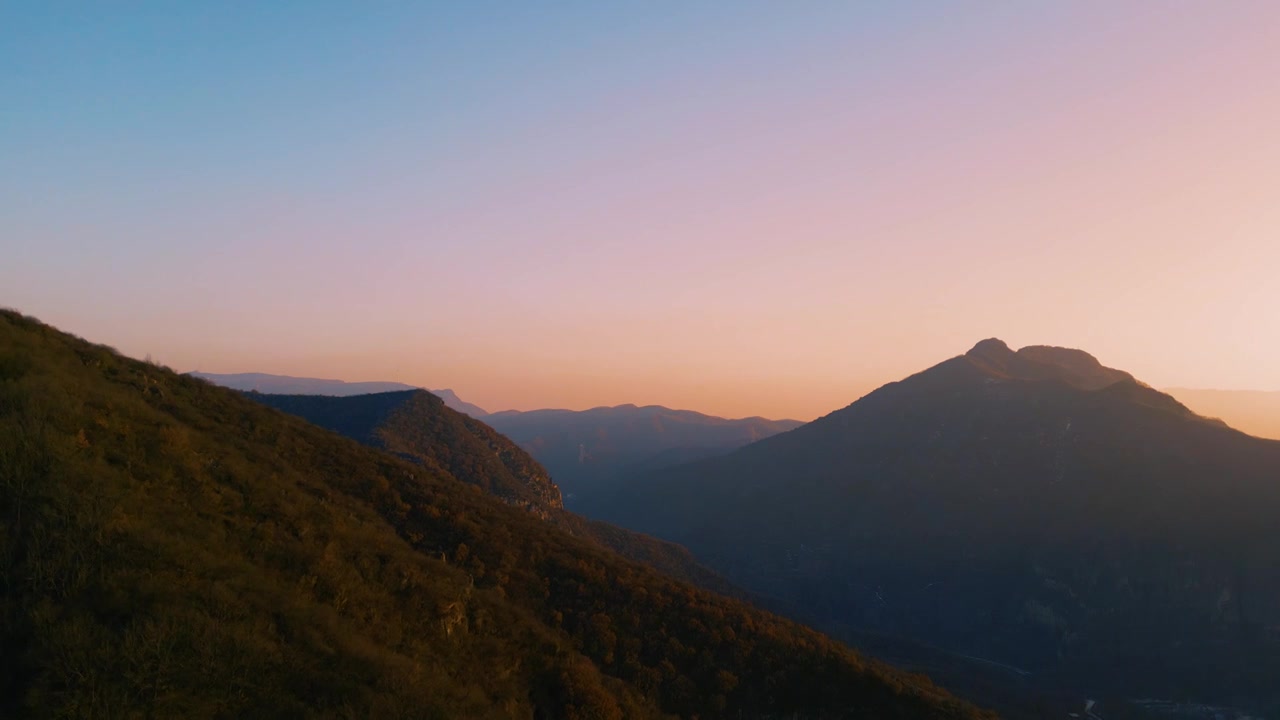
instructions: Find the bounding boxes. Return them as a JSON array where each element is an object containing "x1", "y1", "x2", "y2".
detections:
[{"x1": 3, "y1": 2, "x2": 1278, "y2": 420}]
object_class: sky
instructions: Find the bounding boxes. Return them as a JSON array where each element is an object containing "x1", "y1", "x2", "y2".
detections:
[{"x1": 3, "y1": 2, "x2": 1279, "y2": 420}]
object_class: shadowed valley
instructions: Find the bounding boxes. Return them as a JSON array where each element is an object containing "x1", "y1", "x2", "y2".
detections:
[{"x1": 484, "y1": 405, "x2": 802, "y2": 515}]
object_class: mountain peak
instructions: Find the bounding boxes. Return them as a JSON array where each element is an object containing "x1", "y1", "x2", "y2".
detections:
[
  {"x1": 966, "y1": 338, "x2": 1015, "y2": 360},
  {"x1": 1016, "y1": 344, "x2": 1104, "y2": 373},
  {"x1": 962, "y1": 338, "x2": 1019, "y2": 378},
  {"x1": 960, "y1": 339, "x2": 1134, "y2": 391}
]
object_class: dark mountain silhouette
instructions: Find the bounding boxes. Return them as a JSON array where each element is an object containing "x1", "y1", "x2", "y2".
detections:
[
  {"x1": 1, "y1": 309, "x2": 992, "y2": 719},
  {"x1": 250, "y1": 391, "x2": 561, "y2": 516},
  {"x1": 245, "y1": 389, "x2": 1159, "y2": 720},
  {"x1": 247, "y1": 390, "x2": 737, "y2": 596},
  {"x1": 190, "y1": 371, "x2": 490, "y2": 417},
  {"x1": 485, "y1": 404, "x2": 802, "y2": 514},
  {"x1": 598, "y1": 339, "x2": 1280, "y2": 715},
  {"x1": 1166, "y1": 388, "x2": 1280, "y2": 441}
]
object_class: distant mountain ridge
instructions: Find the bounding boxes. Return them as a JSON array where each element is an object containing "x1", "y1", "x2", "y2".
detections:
[
  {"x1": 429, "y1": 388, "x2": 490, "y2": 418},
  {"x1": 485, "y1": 403, "x2": 803, "y2": 514},
  {"x1": 189, "y1": 371, "x2": 490, "y2": 417},
  {"x1": 598, "y1": 339, "x2": 1280, "y2": 715}
]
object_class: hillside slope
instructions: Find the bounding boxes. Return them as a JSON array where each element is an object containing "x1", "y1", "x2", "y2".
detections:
[
  {"x1": 0, "y1": 309, "x2": 990, "y2": 719},
  {"x1": 249, "y1": 391, "x2": 738, "y2": 596},
  {"x1": 600, "y1": 339, "x2": 1280, "y2": 713},
  {"x1": 251, "y1": 391, "x2": 561, "y2": 516}
]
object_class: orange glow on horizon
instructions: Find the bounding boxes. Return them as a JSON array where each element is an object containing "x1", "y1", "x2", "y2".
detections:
[{"x1": 4, "y1": 3, "x2": 1279, "y2": 421}]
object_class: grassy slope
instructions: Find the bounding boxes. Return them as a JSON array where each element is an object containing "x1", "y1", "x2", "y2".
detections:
[{"x1": 0, "y1": 310, "x2": 991, "y2": 720}]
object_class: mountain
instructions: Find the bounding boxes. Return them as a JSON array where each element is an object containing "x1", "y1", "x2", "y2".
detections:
[
  {"x1": 0, "y1": 309, "x2": 990, "y2": 719},
  {"x1": 243, "y1": 390, "x2": 1164, "y2": 719},
  {"x1": 249, "y1": 390, "x2": 561, "y2": 516},
  {"x1": 430, "y1": 387, "x2": 492, "y2": 419},
  {"x1": 1166, "y1": 388, "x2": 1280, "y2": 441},
  {"x1": 246, "y1": 390, "x2": 737, "y2": 596},
  {"x1": 188, "y1": 371, "x2": 419, "y2": 395},
  {"x1": 190, "y1": 371, "x2": 490, "y2": 417},
  {"x1": 485, "y1": 404, "x2": 803, "y2": 514},
  {"x1": 598, "y1": 339, "x2": 1280, "y2": 715}
]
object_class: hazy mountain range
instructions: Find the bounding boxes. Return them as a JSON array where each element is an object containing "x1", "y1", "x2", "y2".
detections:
[
  {"x1": 189, "y1": 371, "x2": 490, "y2": 418},
  {"x1": 596, "y1": 339, "x2": 1280, "y2": 716},
  {"x1": 192, "y1": 373, "x2": 804, "y2": 513},
  {"x1": 485, "y1": 405, "x2": 803, "y2": 514},
  {"x1": 193, "y1": 372, "x2": 1280, "y2": 447}
]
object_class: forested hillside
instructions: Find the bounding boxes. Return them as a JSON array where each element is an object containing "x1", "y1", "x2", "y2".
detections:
[
  {"x1": 249, "y1": 390, "x2": 740, "y2": 596},
  {"x1": 0, "y1": 309, "x2": 990, "y2": 719}
]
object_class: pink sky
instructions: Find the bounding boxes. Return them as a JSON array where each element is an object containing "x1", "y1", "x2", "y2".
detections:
[{"x1": 4, "y1": 3, "x2": 1279, "y2": 420}]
